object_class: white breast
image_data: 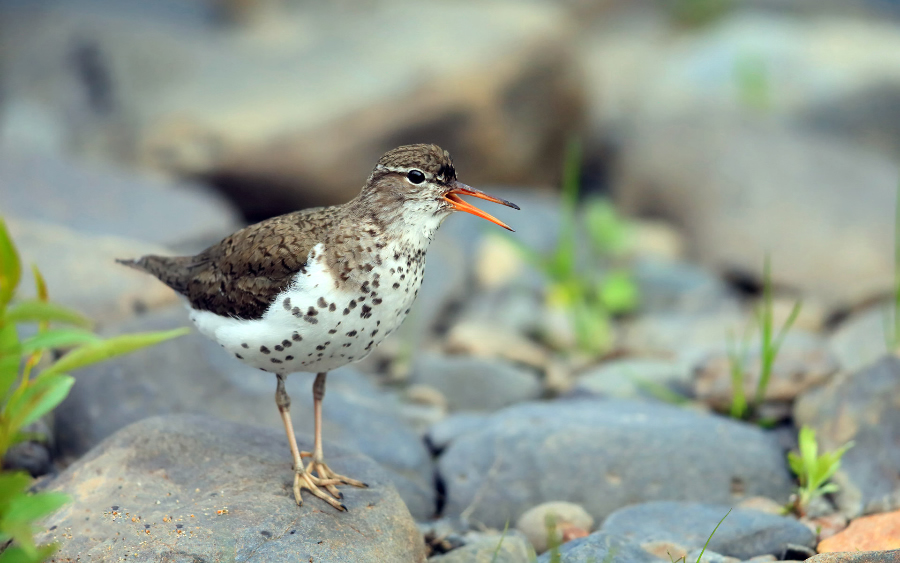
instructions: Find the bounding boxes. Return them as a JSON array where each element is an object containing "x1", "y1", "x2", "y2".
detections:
[{"x1": 189, "y1": 241, "x2": 426, "y2": 374}]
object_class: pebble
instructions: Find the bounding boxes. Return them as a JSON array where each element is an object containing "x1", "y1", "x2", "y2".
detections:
[
  {"x1": 817, "y1": 510, "x2": 900, "y2": 553},
  {"x1": 516, "y1": 501, "x2": 594, "y2": 554}
]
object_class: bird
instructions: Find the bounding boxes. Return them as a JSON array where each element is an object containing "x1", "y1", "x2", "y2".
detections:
[{"x1": 118, "y1": 144, "x2": 519, "y2": 511}]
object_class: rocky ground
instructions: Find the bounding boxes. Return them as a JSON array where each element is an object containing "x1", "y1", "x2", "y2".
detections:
[{"x1": 5, "y1": 1, "x2": 900, "y2": 562}]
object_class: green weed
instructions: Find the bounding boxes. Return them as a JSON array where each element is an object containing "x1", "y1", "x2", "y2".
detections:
[
  {"x1": 508, "y1": 139, "x2": 638, "y2": 356},
  {"x1": 727, "y1": 256, "x2": 801, "y2": 420},
  {"x1": 787, "y1": 426, "x2": 853, "y2": 516},
  {"x1": 0, "y1": 217, "x2": 187, "y2": 562},
  {"x1": 669, "y1": 508, "x2": 731, "y2": 563}
]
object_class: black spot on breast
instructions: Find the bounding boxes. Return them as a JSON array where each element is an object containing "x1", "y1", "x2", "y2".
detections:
[
  {"x1": 260, "y1": 346, "x2": 270, "y2": 354},
  {"x1": 304, "y1": 316, "x2": 319, "y2": 324},
  {"x1": 317, "y1": 297, "x2": 327, "y2": 308},
  {"x1": 365, "y1": 340, "x2": 374, "y2": 350},
  {"x1": 286, "y1": 355, "x2": 294, "y2": 361},
  {"x1": 271, "y1": 358, "x2": 282, "y2": 364},
  {"x1": 274, "y1": 345, "x2": 283, "y2": 352},
  {"x1": 329, "y1": 303, "x2": 336, "y2": 312},
  {"x1": 282, "y1": 339, "x2": 291, "y2": 348},
  {"x1": 393, "y1": 282, "x2": 400, "y2": 289},
  {"x1": 242, "y1": 343, "x2": 249, "y2": 349},
  {"x1": 292, "y1": 332, "x2": 302, "y2": 342},
  {"x1": 343, "y1": 343, "x2": 351, "y2": 347},
  {"x1": 236, "y1": 353, "x2": 243, "y2": 359},
  {"x1": 349, "y1": 300, "x2": 357, "y2": 309},
  {"x1": 307, "y1": 307, "x2": 318, "y2": 316},
  {"x1": 343, "y1": 308, "x2": 350, "y2": 315},
  {"x1": 372, "y1": 298, "x2": 383, "y2": 305},
  {"x1": 292, "y1": 307, "x2": 302, "y2": 317},
  {"x1": 283, "y1": 297, "x2": 291, "y2": 310},
  {"x1": 371, "y1": 329, "x2": 379, "y2": 336},
  {"x1": 328, "y1": 328, "x2": 337, "y2": 334},
  {"x1": 347, "y1": 330, "x2": 357, "y2": 337},
  {"x1": 361, "y1": 305, "x2": 372, "y2": 319}
]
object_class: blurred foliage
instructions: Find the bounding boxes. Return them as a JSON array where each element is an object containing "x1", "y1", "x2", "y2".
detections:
[
  {"x1": 0, "y1": 218, "x2": 187, "y2": 562},
  {"x1": 669, "y1": 0, "x2": 732, "y2": 28},
  {"x1": 734, "y1": 54, "x2": 771, "y2": 112},
  {"x1": 787, "y1": 426, "x2": 852, "y2": 517},
  {"x1": 508, "y1": 139, "x2": 639, "y2": 356},
  {"x1": 727, "y1": 257, "x2": 801, "y2": 421}
]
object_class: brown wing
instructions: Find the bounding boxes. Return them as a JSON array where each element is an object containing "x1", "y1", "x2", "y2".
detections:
[{"x1": 118, "y1": 207, "x2": 340, "y2": 319}]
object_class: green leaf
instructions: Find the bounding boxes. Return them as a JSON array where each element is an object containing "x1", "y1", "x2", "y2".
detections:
[
  {"x1": 20, "y1": 329, "x2": 101, "y2": 353},
  {"x1": 0, "y1": 218, "x2": 22, "y2": 310},
  {"x1": 4, "y1": 373, "x2": 75, "y2": 429},
  {"x1": 5, "y1": 301, "x2": 92, "y2": 328},
  {"x1": 584, "y1": 198, "x2": 630, "y2": 256},
  {"x1": 0, "y1": 473, "x2": 32, "y2": 512},
  {"x1": 43, "y1": 328, "x2": 189, "y2": 376},
  {"x1": 5, "y1": 491, "x2": 69, "y2": 523},
  {"x1": 598, "y1": 270, "x2": 639, "y2": 313},
  {"x1": 0, "y1": 355, "x2": 20, "y2": 402},
  {"x1": 0, "y1": 543, "x2": 58, "y2": 563}
]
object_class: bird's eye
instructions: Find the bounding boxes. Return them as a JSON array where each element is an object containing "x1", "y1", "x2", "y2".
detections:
[{"x1": 406, "y1": 169, "x2": 426, "y2": 184}]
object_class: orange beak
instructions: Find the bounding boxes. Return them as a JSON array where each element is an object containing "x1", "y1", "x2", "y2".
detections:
[{"x1": 443, "y1": 182, "x2": 520, "y2": 231}]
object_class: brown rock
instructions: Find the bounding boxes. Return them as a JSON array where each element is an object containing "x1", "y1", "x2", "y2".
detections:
[
  {"x1": 817, "y1": 511, "x2": 900, "y2": 554},
  {"x1": 807, "y1": 550, "x2": 900, "y2": 563}
]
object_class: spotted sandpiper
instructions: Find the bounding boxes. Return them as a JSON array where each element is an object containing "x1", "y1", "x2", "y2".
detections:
[{"x1": 118, "y1": 144, "x2": 519, "y2": 511}]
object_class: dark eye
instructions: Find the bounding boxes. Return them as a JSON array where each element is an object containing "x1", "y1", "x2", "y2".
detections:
[{"x1": 407, "y1": 169, "x2": 426, "y2": 184}]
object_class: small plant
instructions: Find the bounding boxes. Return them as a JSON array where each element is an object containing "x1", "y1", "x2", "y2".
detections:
[
  {"x1": 668, "y1": 508, "x2": 731, "y2": 563},
  {"x1": 0, "y1": 218, "x2": 187, "y2": 562},
  {"x1": 727, "y1": 256, "x2": 801, "y2": 420},
  {"x1": 787, "y1": 426, "x2": 853, "y2": 516},
  {"x1": 508, "y1": 139, "x2": 638, "y2": 356}
]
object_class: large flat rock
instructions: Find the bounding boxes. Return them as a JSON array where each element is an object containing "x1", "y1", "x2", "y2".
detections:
[
  {"x1": 38, "y1": 415, "x2": 426, "y2": 562},
  {"x1": 437, "y1": 399, "x2": 794, "y2": 529}
]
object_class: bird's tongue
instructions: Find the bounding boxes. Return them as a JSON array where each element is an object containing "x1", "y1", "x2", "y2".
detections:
[{"x1": 444, "y1": 184, "x2": 519, "y2": 232}]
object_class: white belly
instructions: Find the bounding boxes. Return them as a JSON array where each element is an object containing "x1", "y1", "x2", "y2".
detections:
[{"x1": 188, "y1": 243, "x2": 424, "y2": 374}]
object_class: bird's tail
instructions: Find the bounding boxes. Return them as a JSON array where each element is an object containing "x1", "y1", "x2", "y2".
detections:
[{"x1": 116, "y1": 255, "x2": 194, "y2": 295}]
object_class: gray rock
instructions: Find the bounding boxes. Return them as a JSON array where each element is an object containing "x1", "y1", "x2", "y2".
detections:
[
  {"x1": 7, "y1": 218, "x2": 180, "y2": 324},
  {"x1": 426, "y1": 412, "x2": 491, "y2": 453},
  {"x1": 0, "y1": 150, "x2": 241, "y2": 252},
  {"x1": 535, "y1": 531, "x2": 661, "y2": 563},
  {"x1": 36, "y1": 415, "x2": 426, "y2": 563},
  {"x1": 1, "y1": 3, "x2": 582, "y2": 216},
  {"x1": 793, "y1": 355, "x2": 900, "y2": 517},
  {"x1": 430, "y1": 531, "x2": 533, "y2": 563},
  {"x1": 829, "y1": 304, "x2": 893, "y2": 373},
  {"x1": 55, "y1": 306, "x2": 436, "y2": 519},
  {"x1": 410, "y1": 353, "x2": 542, "y2": 412},
  {"x1": 571, "y1": 358, "x2": 693, "y2": 400},
  {"x1": 616, "y1": 115, "x2": 898, "y2": 309},
  {"x1": 806, "y1": 549, "x2": 900, "y2": 563},
  {"x1": 438, "y1": 399, "x2": 794, "y2": 529},
  {"x1": 600, "y1": 502, "x2": 815, "y2": 560},
  {"x1": 633, "y1": 257, "x2": 736, "y2": 315}
]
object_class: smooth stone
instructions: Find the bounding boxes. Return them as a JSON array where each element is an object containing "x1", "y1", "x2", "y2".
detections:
[
  {"x1": 0, "y1": 150, "x2": 241, "y2": 251},
  {"x1": 516, "y1": 501, "x2": 594, "y2": 554},
  {"x1": 429, "y1": 531, "x2": 533, "y2": 563},
  {"x1": 426, "y1": 412, "x2": 491, "y2": 453},
  {"x1": 693, "y1": 331, "x2": 839, "y2": 411},
  {"x1": 600, "y1": 501, "x2": 815, "y2": 560},
  {"x1": 36, "y1": 415, "x2": 426, "y2": 562},
  {"x1": 632, "y1": 257, "x2": 736, "y2": 315},
  {"x1": 817, "y1": 509, "x2": 900, "y2": 553},
  {"x1": 1, "y1": 3, "x2": 581, "y2": 216},
  {"x1": 571, "y1": 357, "x2": 693, "y2": 400},
  {"x1": 616, "y1": 114, "x2": 898, "y2": 309},
  {"x1": 794, "y1": 355, "x2": 900, "y2": 517},
  {"x1": 54, "y1": 306, "x2": 436, "y2": 519},
  {"x1": 829, "y1": 304, "x2": 894, "y2": 373},
  {"x1": 438, "y1": 399, "x2": 794, "y2": 529},
  {"x1": 410, "y1": 353, "x2": 542, "y2": 412},
  {"x1": 806, "y1": 549, "x2": 900, "y2": 563},
  {"x1": 535, "y1": 531, "x2": 662, "y2": 563},
  {"x1": 7, "y1": 218, "x2": 179, "y2": 324}
]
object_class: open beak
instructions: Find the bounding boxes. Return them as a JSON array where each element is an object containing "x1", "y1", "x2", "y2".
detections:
[{"x1": 443, "y1": 182, "x2": 520, "y2": 231}]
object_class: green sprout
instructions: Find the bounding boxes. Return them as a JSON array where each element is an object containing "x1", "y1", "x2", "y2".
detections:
[
  {"x1": 508, "y1": 139, "x2": 638, "y2": 356},
  {"x1": 727, "y1": 256, "x2": 801, "y2": 420},
  {"x1": 669, "y1": 509, "x2": 731, "y2": 563},
  {"x1": 787, "y1": 426, "x2": 853, "y2": 516},
  {"x1": 0, "y1": 217, "x2": 187, "y2": 562}
]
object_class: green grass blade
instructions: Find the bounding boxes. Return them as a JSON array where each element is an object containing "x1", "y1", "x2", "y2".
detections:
[
  {"x1": 695, "y1": 508, "x2": 731, "y2": 563},
  {"x1": 42, "y1": 328, "x2": 189, "y2": 376},
  {"x1": 5, "y1": 300, "x2": 92, "y2": 328},
  {"x1": 20, "y1": 329, "x2": 102, "y2": 353},
  {"x1": 490, "y1": 520, "x2": 510, "y2": 563},
  {"x1": 0, "y1": 218, "x2": 22, "y2": 310}
]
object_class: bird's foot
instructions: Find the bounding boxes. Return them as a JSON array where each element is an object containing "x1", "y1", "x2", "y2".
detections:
[
  {"x1": 300, "y1": 451, "x2": 369, "y2": 500},
  {"x1": 292, "y1": 464, "x2": 347, "y2": 511}
]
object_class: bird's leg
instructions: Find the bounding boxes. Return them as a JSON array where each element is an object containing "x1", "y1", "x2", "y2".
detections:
[
  {"x1": 301, "y1": 372, "x2": 368, "y2": 498},
  {"x1": 275, "y1": 374, "x2": 346, "y2": 511}
]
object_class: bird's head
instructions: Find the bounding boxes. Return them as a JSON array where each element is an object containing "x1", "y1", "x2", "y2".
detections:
[{"x1": 359, "y1": 144, "x2": 519, "y2": 233}]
